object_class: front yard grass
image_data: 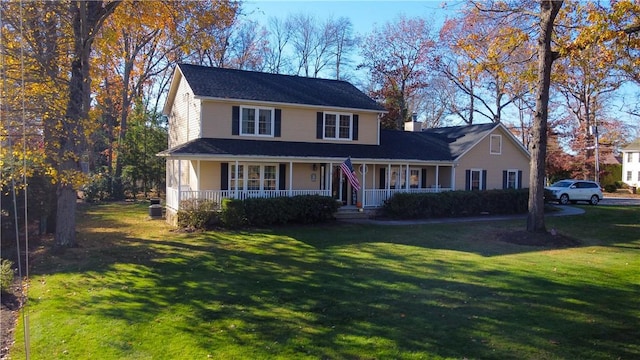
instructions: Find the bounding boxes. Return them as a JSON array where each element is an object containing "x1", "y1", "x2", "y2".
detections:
[{"x1": 9, "y1": 203, "x2": 640, "y2": 359}]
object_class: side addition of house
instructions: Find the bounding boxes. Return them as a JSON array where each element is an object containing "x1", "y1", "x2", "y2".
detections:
[
  {"x1": 621, "y1": 138, "x2": 640, "y2": 190},
  {"x1": 159, "y1": 64, "x2": 531, "y2": 223}
]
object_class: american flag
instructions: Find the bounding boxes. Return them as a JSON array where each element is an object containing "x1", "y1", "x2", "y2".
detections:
[{"x1": 340, "y1": 157, "x2": 361, "y2": 191}]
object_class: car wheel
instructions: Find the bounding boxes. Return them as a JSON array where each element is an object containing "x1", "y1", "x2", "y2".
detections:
[
  {"x1": 559, "y1": 194, "x2": 569, "y2": 205},
  {"x1": 589, "y1": 195, "x2": 599, "y2": 205}
]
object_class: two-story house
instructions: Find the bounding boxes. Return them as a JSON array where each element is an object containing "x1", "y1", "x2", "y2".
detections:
[
  {"x1": 159, "y1": 64, "x2": 531, "y2": 224},
  {"x1": 621, "y1": 138, "x2": 640, "y2": 190}
]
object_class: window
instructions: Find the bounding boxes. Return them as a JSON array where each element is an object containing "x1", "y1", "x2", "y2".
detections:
[
  {"x1": 410, "y1": 169, "x2": 420, "y2": 188},
  {"x1": 241, "y1": 106, "x2": 274, "y2": 136},
  {"x1": 490, "y1": 134, "x2": 502, "y2": 155},
  {"x1": 627, "y1": 171, "x2": 632, "y2": 181},
  {"x1": 324, "y1": 112, "x2": 352, "y2": 140},
  {"x1": 390, "y1": 167, "x2": 418, "y2": 189},
  {"x1": 471, "y1": 169, "x2": 482, "y2": 190},
  {"x1": 230, "y1": 164, "x2": 244, "y2": 190},
  {"x1": 230, "y1": 164, "x2": 278, "y2": 191},
  {"x1": 628, "y1": 153, "x2": 634, "y2": 163},
  {"x1": 506, "y1": 170, "x2": 518, "y2": 189}
]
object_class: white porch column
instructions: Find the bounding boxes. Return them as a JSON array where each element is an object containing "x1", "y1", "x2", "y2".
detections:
[
  {"x1": 289, "y1": 161, "x2": 293, "y2": 196},
  {"x1": 177, "y1": 159, "x2": 182, "y2": 205},
  {"x1": 196, "y1": 160, "x2": 201, "y2": 191},
  {"x1": 451, "y1": 166, "x2": 456, "y2": 190},
  {"x1": 328, "y1": 163, "x2": 333, "y2": 197},
  {"x1": 405, "y1": 164, "x2": 410, "y2": 190},
  {"x1": 435, "y1": 165, "x2": 440, "y2": 190},
  {"x1": 234, "y1": 160, "x2": 239, "y2": 198},
  {"x1": 361, "y1": 162, "x2": 366, "y2": 207},
  {"x1": 387, "y1": 164, "x2": 391, "y2": 197}
]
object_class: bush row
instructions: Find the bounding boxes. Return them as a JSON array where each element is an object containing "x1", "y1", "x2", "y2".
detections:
[
  {"x1": 178, "y1": 195, "x2": 340, "y2": 229},
  {"x1": 381, "y1": 189, "x2": 529, "y2": 219}
]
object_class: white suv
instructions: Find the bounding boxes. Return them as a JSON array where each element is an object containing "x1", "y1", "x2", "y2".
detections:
[{"x1": 544, "y1": 180, "x2": 603, "y2": 205}]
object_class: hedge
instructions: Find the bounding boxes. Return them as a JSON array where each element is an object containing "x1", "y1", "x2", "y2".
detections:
[
  {"x1": 380, "y1": 189, "x2": 529, "y2": 219},
  {"x1": 179, "y1": 195, "x2": 340, "y2": 230}
]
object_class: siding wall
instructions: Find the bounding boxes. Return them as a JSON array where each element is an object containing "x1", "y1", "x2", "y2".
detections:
[
  {"x1": 455, "y1": 127, "x2": 530, "y2": 190},
  {"x1": 200, "y1": 100, "x2": 379, "y2": 145}
]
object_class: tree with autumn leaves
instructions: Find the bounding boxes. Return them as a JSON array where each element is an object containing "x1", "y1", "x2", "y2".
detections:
[
  {"x1": 2, "y1": 0, "x2": 639, "y2": 246},
  {"x1": 1, "y1": 0, "x2": 239, "y2": 247}
]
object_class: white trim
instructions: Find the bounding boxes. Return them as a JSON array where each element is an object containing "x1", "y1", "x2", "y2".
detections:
[
  {"x1": 506, "y1": 169, "x2": 519, "y2": 189},
  {"x1": 239, "y1": 105, "x2": 275, "y2": 137},
  {"x1": 195, "y1": 95, "x2": 385, "y2": 114},
  {"x1": 322, "y1": 111, "x2": 353, "y2": 140},
  {"x1": 470, "y1": 168, "x2": 483, "y2": 190}
]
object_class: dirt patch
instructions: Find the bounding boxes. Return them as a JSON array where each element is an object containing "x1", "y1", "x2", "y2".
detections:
[
  {"x1": 1, "y1": 286, "x2": 21, "y2": 359},
  {"x1": 498, "y1": 229, "x2": 581, "y2": 248}
]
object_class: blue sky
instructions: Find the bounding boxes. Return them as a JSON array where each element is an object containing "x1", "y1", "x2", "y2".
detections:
[{"x1": 243, "y1": 0, "x2": 462, "y2": 35}]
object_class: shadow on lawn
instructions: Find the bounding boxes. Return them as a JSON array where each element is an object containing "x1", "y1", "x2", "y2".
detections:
[
  {"x1": 26, "y1": 204, "x2": 640, "y2": 359},
  {"x1": 83, "y1": 234, "x2": 639, "y2": 359}
]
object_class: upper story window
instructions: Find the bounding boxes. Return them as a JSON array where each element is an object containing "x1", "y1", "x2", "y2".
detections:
[
  {"x1": 324, "y1": 112, "x2": 352, "y2": 140},
  {"x1": 627, "y1": 153, "x2": 634, "y2": 163},
  {"x1": 241, "y1": 106, "x2": 274, "y2": 136},
  {"x1": 490, "y1": 134, "x2": 502, "y2": 155}
]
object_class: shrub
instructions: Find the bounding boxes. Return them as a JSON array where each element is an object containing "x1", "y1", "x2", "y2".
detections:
[
  {"x1": 220, "y1": 198, "x2": 247, "y2": 229},
  {"x1": 604, "y1": 184, "x2": 618, "y2": 193},
  {"x1": 177, "y1": 198, "x2": 218, "y2": 229},
  {"x1": 82, "y1": 172, "x2": 112, "y2": 203},
  {"x1": 219, "y1": 195, "x2": 338, "y2": 229},
  {"x1": 1, "y1": 259, "x2": 14, "y2": 293},
  {"x1": 381, "y1": 189, "x2": 529, "y2": 219}
]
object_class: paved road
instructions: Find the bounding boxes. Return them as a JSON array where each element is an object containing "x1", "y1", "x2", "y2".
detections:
[{"x1": 600, "y1": 197, "x2": 640, "y2": 206}]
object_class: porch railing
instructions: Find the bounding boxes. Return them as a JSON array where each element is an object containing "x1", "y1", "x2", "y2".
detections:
[
  {"x1": 166, "y1": 188, "x2": 331, "y2": 211},
  {"x1": 166, "y1": 187, "x2": 451, "y2": 211}
]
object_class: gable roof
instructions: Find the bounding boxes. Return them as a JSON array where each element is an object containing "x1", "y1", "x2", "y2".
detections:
[
  {"x1": 159, "y1": 122, "x2": 528, "y2": 163},
  {"x1": 169, "y1": 64, "x2": 385, "y2": 112},
  {"x1": 622, "y1": 138, "x2": 640, "y2": 151},
  {"x1": 421, "y1": 122, "x2": 499, "y2": 159}
]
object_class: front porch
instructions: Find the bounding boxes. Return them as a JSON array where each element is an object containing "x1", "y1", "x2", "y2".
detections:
[
  {"x1": 164, "y1": 158, "x2": 456, "y2": 214},
  {"x1": 166, "y1": 186, "x2": 452, "y2": 212}
]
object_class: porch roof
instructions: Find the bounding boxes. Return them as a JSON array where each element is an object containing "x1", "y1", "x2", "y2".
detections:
[{"x1": 159, "y1": 129, "x2": 460, "y2": 162}]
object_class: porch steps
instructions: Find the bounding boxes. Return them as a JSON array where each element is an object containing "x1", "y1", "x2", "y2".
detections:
[{"x1": 334, "y1": 206, "x2": 372, "y2": 220}]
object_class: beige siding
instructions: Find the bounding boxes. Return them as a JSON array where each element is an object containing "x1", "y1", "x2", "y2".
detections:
[
  {"x1": 200, "y1": 100, "x2": 380, "y2": 145},
  {"x1": 168, "y1": 78, "x2": 196, "y2": 147},
  {"x1": 455, "y1": 128, "x2": 530, "y2": 190},
  {"x1": 200, "y1": 161, "x2": 220, "y2": 190}
]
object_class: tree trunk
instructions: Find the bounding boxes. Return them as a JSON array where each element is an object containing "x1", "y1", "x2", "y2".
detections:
[
  {"x1": 527, "y1": 0, "x2": 563, "y2": 233},
  {"x1": 55, "y1": 0, "x2": 119, "y2": 247}
]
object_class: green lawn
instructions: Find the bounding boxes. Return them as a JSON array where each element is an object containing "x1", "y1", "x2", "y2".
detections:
[{"x1": 10, "y1": 203, "x2": 640, "y2": 359}]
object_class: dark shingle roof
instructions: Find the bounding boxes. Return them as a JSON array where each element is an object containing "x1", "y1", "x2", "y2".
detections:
[
  {"x1": 177, "y1": 64, "x2": 385, "y2": 111},
  {"x1": 159, "y1": 123, "x2": 504, "y2": 162},
  {"x1": 422, "y1": 123, "x2": 498, "y2": 158}
]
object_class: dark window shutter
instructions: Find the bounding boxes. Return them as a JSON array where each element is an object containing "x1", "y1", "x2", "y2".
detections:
[
  {"x1": 221, "y1": 163, "x2": 229, "y2": 190},
  {"x1": 379, "y1": 168, "x2": 386, "y2": 189},
  {"x1": 232, "y1": 106, "x2": 240, "y2": 135},
  {"x1": 316, "y1": 112, "x2": 323, "y2": 139},
  {"x1": 352, "y1": 115, "x2": 359, "y2": 140},
  {"x1": 421, "y1": 168, "x2": 427, "y2": 188},
  {"x1": 465, "y1": 170, "x2": 471, "y2": 191},
  {"x1": 482, "y1": 170, "x2": 487, "y2": 190},
  {"x1": 503, "y1": 170, "x2": 508, "y2": 189},
  {"x1": 279, "y1": 164, "x2": 286, "y2": 190},
  {"x1": 517, "y1": 170, "x2": 523, "y2": 189},
  {"x1": 274, "y1": 109, "x2": 282, "y2": 137}
]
